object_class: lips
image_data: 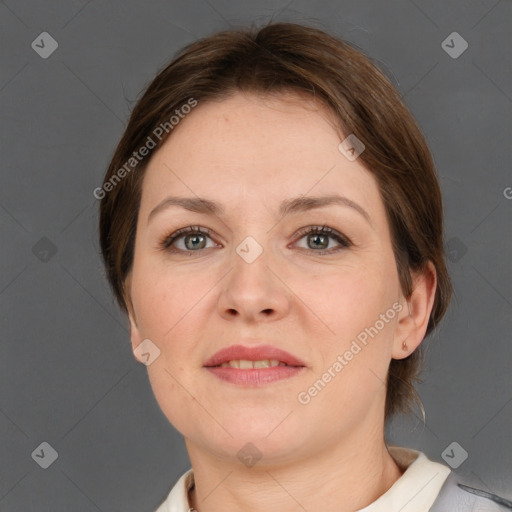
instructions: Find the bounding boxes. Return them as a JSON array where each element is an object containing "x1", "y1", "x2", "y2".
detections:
[{"x1": 203, "y1": 344, "x2": 306, "y2": 368}]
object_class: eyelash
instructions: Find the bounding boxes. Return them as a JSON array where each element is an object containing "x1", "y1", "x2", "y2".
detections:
[{"x1": 158, "y1": 225, "x2": 352, "y2": 256}]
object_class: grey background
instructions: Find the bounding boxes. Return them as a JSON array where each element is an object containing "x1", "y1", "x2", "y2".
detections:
[{"x1": 1, "y1": 0, "x2": 511, "y2": 510}]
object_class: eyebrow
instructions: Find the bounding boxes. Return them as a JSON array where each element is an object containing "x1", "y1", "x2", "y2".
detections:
[{"x1": 147, "y1": 194, "x2": 372, "y2": 226}]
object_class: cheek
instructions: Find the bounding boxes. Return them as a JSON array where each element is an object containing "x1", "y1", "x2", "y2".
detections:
[
  {"x1": 131, "y1": 264, "x2": 209, "y2": 433},
  {"x1": 292, "y1": 263, "x2": 394, "y2": 338},
  {"x1": 131, "y1": 261, "x2": 202, "y2": 339},
  {"x1": 293, "y1": 256, "x2": 400, "y2": 395},
  {"x1": 295, "y1": 269, "x2": 398, "y2": 419},
  {"x1": 129, "y1": 265, "x2": 206, "y2": 396},
  {"x1": 146, "y1": 363, "x2": 206, "y2": 440}
]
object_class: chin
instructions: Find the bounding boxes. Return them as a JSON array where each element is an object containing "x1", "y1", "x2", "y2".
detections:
[
  {"x1": 193, "y1": 432, "x2": 307, "y2": 468},
  {"x1": 182, "y1": 411, "x2": 306, "y2": 454}
]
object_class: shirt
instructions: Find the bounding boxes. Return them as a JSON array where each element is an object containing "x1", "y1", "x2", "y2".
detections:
[{"x1": 155, "y1": 445, "x2": 509, "y2": 511}]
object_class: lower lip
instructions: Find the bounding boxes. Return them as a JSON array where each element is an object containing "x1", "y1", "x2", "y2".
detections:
[{"x1": 205, "y1": 366, "x2": 306, "y2": 385}]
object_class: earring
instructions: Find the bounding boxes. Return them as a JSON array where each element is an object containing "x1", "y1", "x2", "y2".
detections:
[{"x1": 402, "y1": 340, "x2": 408, "y2": 351}]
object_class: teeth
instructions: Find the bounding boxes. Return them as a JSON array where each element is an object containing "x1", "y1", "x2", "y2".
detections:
[
  {"x1": 253, "y1": 360, "x2": 270, "y2": 369},
  {"x1": 219, "y1": 359, "x2": 286, "y2": 369}
]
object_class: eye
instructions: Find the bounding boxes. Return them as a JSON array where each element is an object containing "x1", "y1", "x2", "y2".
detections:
[
  {"x1": 293, "y1": 225, "x2": 351, "y2": 255},
  {"x1": 159, "y1": 224, "x2": 352, "y2": 256},
  {"x1": 159, "y1": 226, "x2": 218, "y2": 253}
]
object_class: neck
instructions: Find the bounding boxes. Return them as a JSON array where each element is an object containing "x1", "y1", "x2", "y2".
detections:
[{"x1": 186, "y1": 432, "x2": 403, "y2": 512}]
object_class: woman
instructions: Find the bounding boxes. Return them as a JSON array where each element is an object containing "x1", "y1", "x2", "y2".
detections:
[{"x1": 98, "y1": 22, "x2": 510, "y2": 511}]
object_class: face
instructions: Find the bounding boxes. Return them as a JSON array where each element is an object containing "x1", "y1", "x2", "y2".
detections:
[{"x1": 127, "y1": 92, "x2": 411, "y2": 465}]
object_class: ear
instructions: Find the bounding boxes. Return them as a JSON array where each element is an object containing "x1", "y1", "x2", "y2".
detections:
[
  {"x1": 392, "y1": 261, "x2": 437, "y2": 359},
  {"x1": 124, "y1": 273, "x2": 144, "y2": 358}
]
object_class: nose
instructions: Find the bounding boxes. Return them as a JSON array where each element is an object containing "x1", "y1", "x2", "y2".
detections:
[{"x1": 216, "y1": 242, "x2": 291, "y2": 323}]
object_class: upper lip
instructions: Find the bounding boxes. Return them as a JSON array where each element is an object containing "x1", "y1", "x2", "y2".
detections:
[{"x1": 203, "y1": 344, "x2": 306, "y2": 367}]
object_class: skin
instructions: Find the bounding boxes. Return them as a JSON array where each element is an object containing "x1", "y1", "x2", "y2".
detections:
[{"x1": 125, "y1": 92, "x2": 437, "y2": 512}]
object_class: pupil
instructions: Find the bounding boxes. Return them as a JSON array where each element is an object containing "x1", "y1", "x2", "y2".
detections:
[
  {"x1": 186, "y1": 234, "x2": 206, "y2": 250},
  {"x1": 309, "y1": 234, "x2": 328, "y2": 250}
]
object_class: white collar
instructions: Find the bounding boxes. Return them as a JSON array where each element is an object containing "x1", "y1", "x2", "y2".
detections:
[
  {"x1": 358, "y1": 446, "x2": 451, "y2": 511},
  {"x1": 155, "y1": 446, "x2": 451, "y2": 512}
]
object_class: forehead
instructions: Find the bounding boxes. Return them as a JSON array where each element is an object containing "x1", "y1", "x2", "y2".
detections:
[{"x1": 139, "y1": 92, "x2": 384, "y2": 222}]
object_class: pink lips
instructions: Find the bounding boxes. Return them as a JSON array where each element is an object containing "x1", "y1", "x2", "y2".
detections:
[
  {"x1": 203, "y1": 344, "x2": 306, "y2": 386},
  {"x1": 203, "y1": 344, "x2": 306, "y2": 368}
]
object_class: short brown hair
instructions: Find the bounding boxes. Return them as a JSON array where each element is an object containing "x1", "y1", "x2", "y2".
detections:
[{"x1": 99, "y1": 22, "x2": 452, "y2": 420}]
